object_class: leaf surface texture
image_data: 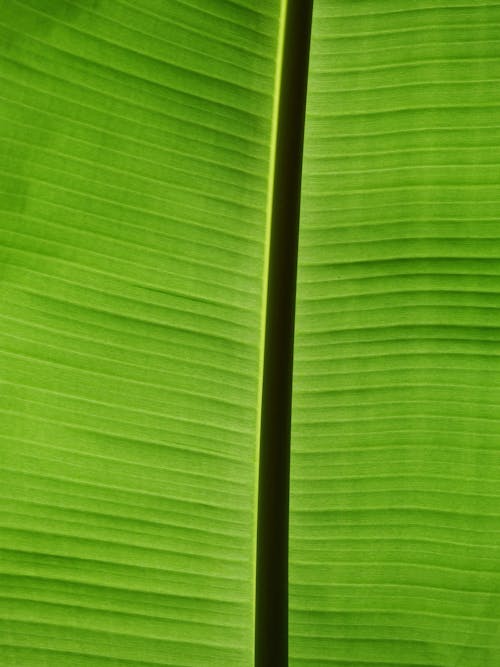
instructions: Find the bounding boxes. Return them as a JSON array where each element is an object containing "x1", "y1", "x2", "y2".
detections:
[
  {"x1": 290, "y1": 1, "x2": 500, "y2": 665},
  {"x1": 0, "y1": 1, "x2": 281, "y2": 665}
]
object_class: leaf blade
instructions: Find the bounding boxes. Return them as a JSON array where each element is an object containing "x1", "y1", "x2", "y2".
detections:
[
  {"x1": 0, "y1": 1, "x2": 282, "y2": 664},
  {"x1": 290, "y1": 2, "x2": 500, "y2": 665}
]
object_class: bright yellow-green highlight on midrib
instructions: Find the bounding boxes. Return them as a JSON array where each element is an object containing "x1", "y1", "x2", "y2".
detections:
[
  {"x1": 0, "y1": 1, "x2": 282, "y2": 665},
  {"x1": 290, "y1": 1, "x2": 500, "y2": 666},
  {"x1": 253, "y1": 0, "x2": 288, "y2": 645}
]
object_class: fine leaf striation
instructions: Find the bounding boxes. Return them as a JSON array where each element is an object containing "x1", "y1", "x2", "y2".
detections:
[{"x1": 289, "y1": 2, "x2": 500, "y2": 666}]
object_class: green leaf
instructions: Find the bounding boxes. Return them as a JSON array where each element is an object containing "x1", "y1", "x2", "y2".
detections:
[
  {"x1": 0, "y1": 1, "x2": 284, "y2": 665},
  {"x1": 290, "y1": 2, "x2": 500, "y2": 666},
  {"x1": 2, "y1": 1, "x2": 500, "y2": 666}
]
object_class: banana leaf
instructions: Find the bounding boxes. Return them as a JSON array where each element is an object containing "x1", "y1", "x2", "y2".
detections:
[
  {"x1": 290, "y1": 2, "x2": 500, "y2": 666},
  {"x1": 1, "y1": 1, "x2": 500, "y2": 666},
  {"x1": 0, "y1": 1, "x2": 283, "y2": 664}
]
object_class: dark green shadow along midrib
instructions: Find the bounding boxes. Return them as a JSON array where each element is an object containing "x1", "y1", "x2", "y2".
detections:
[{"x1": 254, "y1": 2, "x2": 314, "y2": 666}]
